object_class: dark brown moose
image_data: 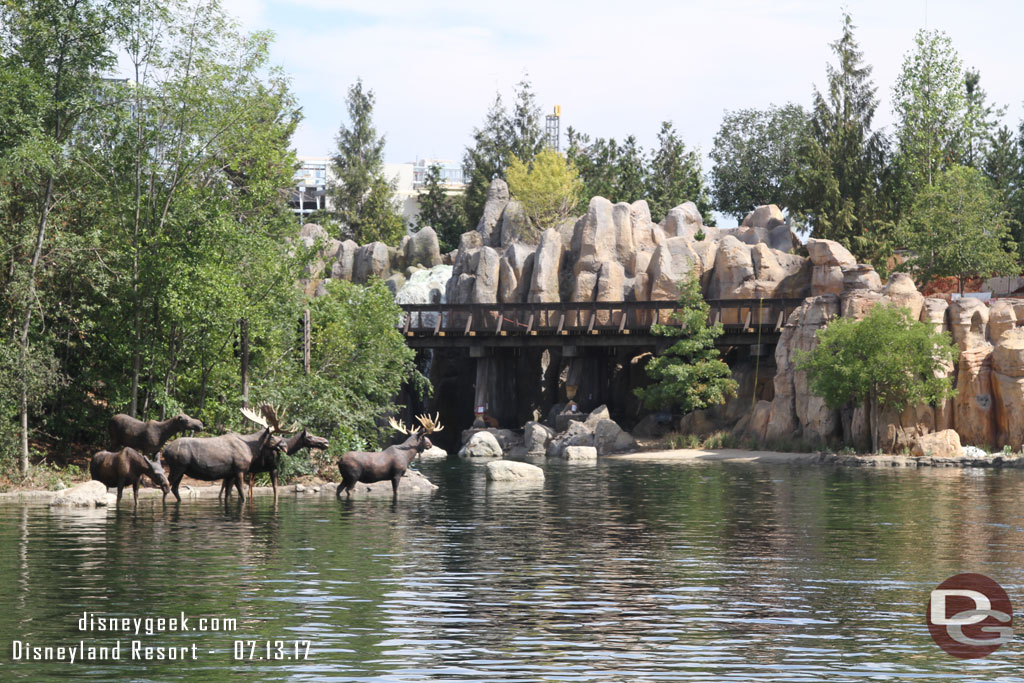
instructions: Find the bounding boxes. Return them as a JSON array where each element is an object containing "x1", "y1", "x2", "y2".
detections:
[
  {"x1": 336, "y1": 414, "x2": 442, "y2": 499},
  {"x1": 108, "y1": 413, "x2": 203, "y2": 456},
  {"x1": 236, "y1": 404, "x2": 327, "y2": 501},
  {"x1": 162, "y1": 409, "x2": 285, "y2": 502},
  {"x1": 89, "y1": 447, "x2": 171, "y2": 505}
]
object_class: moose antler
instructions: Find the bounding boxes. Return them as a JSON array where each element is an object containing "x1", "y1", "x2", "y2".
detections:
[
  {"x1": 241, "y1": 406, "x2": 269, "y2": 430},
  {"x1": 388, "y1": 416, "x2": 420, "y2": 435},
  {"x1": 415, "y1": 413, "x2": 444, "y2": 434},
  {"x1": 259, "y1": 403, "x2": 298, "y2": 434}
]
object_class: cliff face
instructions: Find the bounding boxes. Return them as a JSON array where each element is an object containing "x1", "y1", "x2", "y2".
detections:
[{"x1": 302, "y1": 181, "x2": 1024, "y2": 451}]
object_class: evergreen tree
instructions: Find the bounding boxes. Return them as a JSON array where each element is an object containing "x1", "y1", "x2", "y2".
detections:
[
  {"x1": 415, "y1": 163, "x2": 467, "y2": 252},
  {"x1": 796, "y1": 12, "x2": 892, "y2": 266},
  {"x1": 566, "y1": 127, "x2": 619, "y2": 210},
  {"x1": 329, "y1": 79, "x2": 404, "y2": 245},
  {"x1": 710, "y1": 104, "x2": 807, "y2": 221},
  {"x1": 646, "y1": 121, "x2": 714, "y2": 224},
  {"x1": 462, "y1": 79, "x2": 544, "y2": 228},
  {"x1": 614, "y1": 135, "x2": 647, "y2": 204},
  {"x1": 983, "y1": 125, "x2": 1024, "y2": 247},
  {"x1": 960, "y1": 69, "x2": 1005, "y2": 168},
  {"x1": 635, "y1": 274, "x2": 737, "y2": 415}
]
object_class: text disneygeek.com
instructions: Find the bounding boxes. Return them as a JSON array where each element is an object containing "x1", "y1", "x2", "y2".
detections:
[{"x1": 6, "y1": 612, "x2": 312, "y2": 663}]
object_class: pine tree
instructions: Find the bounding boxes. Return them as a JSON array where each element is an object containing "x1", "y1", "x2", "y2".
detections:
[
  {"x1": 613, "y1": 135, "x2": 646, "y2": 203},
  {"x1": 635, "y1": 274, "x2": 737, "y2": 414},
  {"x1": 415, "y1": 163, "x2": 467, "y2": 252},
  {"x1": 796, "y1": 11, "x2": 892, "y2": 266},
  {"x1": 646, "y1": 121, "x2": 714, "y2": 224},
  {"x1": 462, "y1": 79, "x2": 544, "y2": 228},
  {"x1": 329, "y1": 79, "x2": 404, "y2": 245}
]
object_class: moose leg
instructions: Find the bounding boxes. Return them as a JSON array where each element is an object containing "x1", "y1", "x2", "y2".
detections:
[
  {"x1": 167, "y1": 469, "x2": 184, "y2": 503},
  {"x1": 247, "y1": 472, "x2": 254, "y2": 500},
  {"x1": 132, "y1": 481, "x2": 140, "y2": 505},
  {"x1": 116, "y1": 483, "x2": 124, "y2": 505},
  {"x1": 391, "y1": 477, "x2": 400, "y2": 498},
  {"x1": 234, "y1": 472, "x2": 245, "y2": 501},
  {"x1": 271, "y1": 470, "x2": 278, "y2": 501}
]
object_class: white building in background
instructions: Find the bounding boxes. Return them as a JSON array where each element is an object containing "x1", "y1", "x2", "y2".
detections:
[{"x1": 290, "y1": 156, "x2": 467, "y2": 226}]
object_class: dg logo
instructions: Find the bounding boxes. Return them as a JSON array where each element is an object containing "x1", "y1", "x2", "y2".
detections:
[{"x1": 928, "y1": 573, "x2": 1013, "y2": 659}]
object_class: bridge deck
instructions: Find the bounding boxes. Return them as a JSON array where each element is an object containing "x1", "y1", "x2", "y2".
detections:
[{"x1": 398, "y1": 298, "x2": 804, "y2": 350}]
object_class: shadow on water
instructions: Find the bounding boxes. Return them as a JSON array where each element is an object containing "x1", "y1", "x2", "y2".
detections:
[{"x1": 1, "y1": 459, "x2": 1023, "y2": 680}]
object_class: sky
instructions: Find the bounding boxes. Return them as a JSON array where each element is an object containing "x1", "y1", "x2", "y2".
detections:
[{"x1": 221, "y1": 0, "x2": 1024, "y2": 185}]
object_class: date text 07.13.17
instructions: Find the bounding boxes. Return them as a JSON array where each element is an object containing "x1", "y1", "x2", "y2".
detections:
[{"x1": 233, "y1": 640, "x2": 311, "y2": 661}]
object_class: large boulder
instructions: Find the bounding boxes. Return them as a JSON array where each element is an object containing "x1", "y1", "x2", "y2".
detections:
[
  {"x1": 742, "y1": 204, "x2": 786, "y2": 229},
  {"x1": 708, "y1": 236, "x2": 755, "y2": 299},
  {"x1": 471, "y1": 246, "x2": 501, "y2": 304},
  {"x1": 806, "y1": 238, "x2": 856, "y2": 267},
  {"x1": 563, "y1": 446, "x2": 598, "y2": 461},
  {"x1": 498, "y1": 198, "x2": 534, "y2": 247},
  {"x1": 578, "y1": 196, "x2": 617, "y2": 265},
  {"x1": 485, "y1": 460, "x2": 545, "y2": 482},
  {"x1": 476, "y1": 178, "x2": 510, "y2": 245},
  {"x1": 910, "y1": 429, "x2": 963, "y2": 459},
  {"x1": 528, "y1": 229, "x2": 563, "y2": 303},
  {"x1": 524, "y1": 421, "x2": 554, "y2": 455},
  {"x1": 332, "y1": 239, "x2": 359, "y2": 281},
  {"x1": 767, "y1": 295, "x2": 841, "y2": 442},
  {"x1": 661, "y1": 202, "x2": 704, "y2": 240},
  {"x1": 842, "y1": 264, "x2": 883, "y2": 292},
  {"x1": 647, "y1": 236, "x2": 699, "y2": 303},
  {"x1": 458, "y1": 431, "x2": 503, "y2": 458},
  {"x1": 884, "y1": 273, "x2": 924, "y2": 320},
  {"x1": 988, "y1": 299, "x2": 1019, "y2": 344},
  {"x1": 352, "y1": 242, "x2": 390, "y2": 284},
  {"x1": 405, "y1": 227, "x2": 443, "y2": 269},
  {"x1": 50, "y1": 480, "x2": 110, "y2": 507},
  {"x1": 993, "y1": 329, "x2": 1024, "y2": 449}
]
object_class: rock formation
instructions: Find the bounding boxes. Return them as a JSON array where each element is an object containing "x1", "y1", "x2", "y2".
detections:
[{"x1": 299, "y1": 179, "x2": 1024, "y2": 453}]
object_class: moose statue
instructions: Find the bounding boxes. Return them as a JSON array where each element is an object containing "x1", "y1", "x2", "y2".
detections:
[
  {"x1": 237, "y1": 404, "x2": 329, "y2": 501},
  {"x1": 336, "y1": 413, "x2": 442, "y2": 499},
  {"x1": 89, "y1": 447, "x2": 171, "y2": 505},
  {"x1": 162, "y1": 408, "x2": 286, "y2": 503},
  {"x1": 108, "y1": 412, "x2": 203, "y2": 457}
]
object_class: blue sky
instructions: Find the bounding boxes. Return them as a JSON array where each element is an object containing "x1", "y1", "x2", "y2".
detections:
[{"x1": 223, "y1": 0, "x2": 1024, "y2": 174}]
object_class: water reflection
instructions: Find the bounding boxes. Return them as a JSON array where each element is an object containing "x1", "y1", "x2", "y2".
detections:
[{"x1": 1, "y1": 461, "x2": 1024, "y2": 680}]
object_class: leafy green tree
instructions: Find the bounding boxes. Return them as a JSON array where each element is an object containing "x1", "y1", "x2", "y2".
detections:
[
  {"x1": 892, "y1": 29, "x2": 969, "y2": 192},
  {"x1": 796, "y1": 305, "x2": 958, "y2": 453},
  {"x1": 505, "y1": 148, "x2": 583, "y2": 229},
  {"x1": 635, "y1": 274, "x2": 737, "y2": 414},
  {"x1": 710, "y1": 104, "x2": 807, "y2": 220},
  {"x1": 415, "y1": 163, "x2": 467, "y2": 252},
  {"x1": 646, "y1": 121, "x2": 714, "y2": 224},
  {"x1": 256, "y1": 279, "x2": 423, "y2": 461},
  {"x1": 329, "y1": 79, "x2": 404, "y2": 245},
  {"x1": 796, "y1": 12, "x2": 892, "y2": 266},
  {"x1": 0, "y1": 0, "x2": 120, "y2": 473},
  {"x1": 462, "y1": 79, "x2": 544, "y2": 228},
  {"x1": 898, "y1": 165, "x2": 1018, "y2": 295}
]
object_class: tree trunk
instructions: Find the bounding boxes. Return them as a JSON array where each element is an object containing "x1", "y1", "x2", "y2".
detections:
[
  {"x1": 240, "y1": 318, "x2": 250, "y2": 407},
  {"x1": 303, "y1": 309, "x2": 311, "y2": 375},
  {"x1": 18, "y1": 175, "x2": 54, "y2": 476},
  {"x1": 869, "y1": 389, "x2": 880, "y2": 454}
]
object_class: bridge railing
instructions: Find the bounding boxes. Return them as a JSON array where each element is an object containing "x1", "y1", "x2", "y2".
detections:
[{"x1": 398, "y1": 298, "x2": 806, "y2": 337}]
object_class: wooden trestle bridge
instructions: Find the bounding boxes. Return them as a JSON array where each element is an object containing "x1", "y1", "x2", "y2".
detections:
[{"x1": 398, "y1": 298, "x2": 806, "y2": 352}]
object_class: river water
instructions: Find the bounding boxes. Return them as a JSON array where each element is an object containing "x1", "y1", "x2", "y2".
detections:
[{"x1": 1, "y1": 457, "x2": 1023, "y2": 681}]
